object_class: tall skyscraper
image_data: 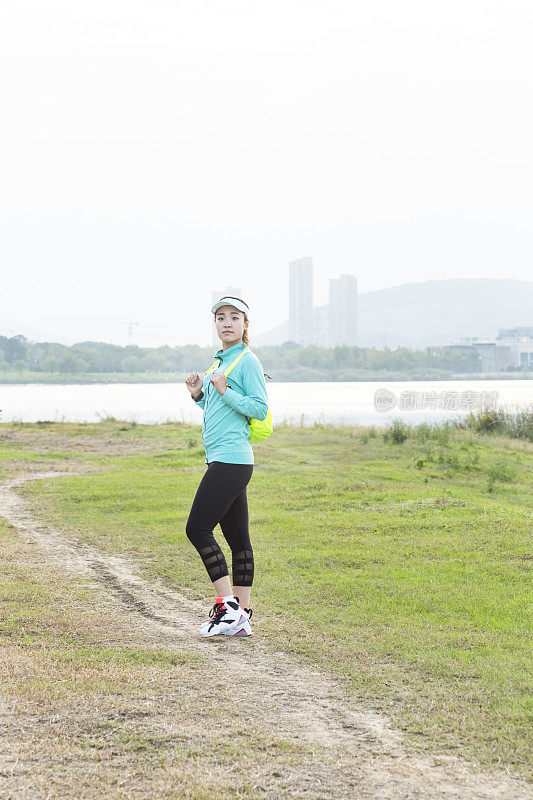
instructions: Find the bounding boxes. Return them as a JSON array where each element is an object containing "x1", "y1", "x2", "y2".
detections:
[
  {"x1": 211, "y1": 286, "x2": 242, "y2": 346},
  {"x1": 289, "y1": 257, "x2": 313, "y2": 345},
  {"x1": 312, "y1": 304, "x2": 330, "y2": 347},
  {"x1": 329, "y1": 274, "x2": 358, "y2": 347}
]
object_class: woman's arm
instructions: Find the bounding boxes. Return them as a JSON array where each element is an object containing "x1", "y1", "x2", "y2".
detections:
[
  {"x1": 220, "y1": 356, "x2": 268, "y2": 420},
  {"x1": 185, "y1": 372, "x2": 206, "y2": 410}
]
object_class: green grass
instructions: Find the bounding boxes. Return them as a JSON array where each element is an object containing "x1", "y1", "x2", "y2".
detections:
[
  {"x1": 461, "y1": 405, "x2": 533, "y2": 441},
  {"x1": 2, "y1": 419, "x2": 532, "y2": 774}
]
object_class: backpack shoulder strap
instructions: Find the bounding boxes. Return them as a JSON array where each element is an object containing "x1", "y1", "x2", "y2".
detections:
[
  {"x1": 204, "y1": 359, "x2": 219, "y2": 377},
  {"x1": 224, "y1": 347, "x2": 249, "y2": 378}
]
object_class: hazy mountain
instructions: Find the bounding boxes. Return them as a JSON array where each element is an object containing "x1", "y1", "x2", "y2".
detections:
[
  {"x1": 0, "y1": 319, "x2": 65, "y2": 343},
  {"x1": 4, "y1": 279, "x2": 532, "y2": 350},
  {"x1": 253, "y1": 279, "x2": 533, "y2": 349}
]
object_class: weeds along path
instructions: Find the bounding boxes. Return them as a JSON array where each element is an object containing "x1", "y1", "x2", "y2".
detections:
[{"x1": 0, "y1": 469, "x2": 531, "y2": 800}]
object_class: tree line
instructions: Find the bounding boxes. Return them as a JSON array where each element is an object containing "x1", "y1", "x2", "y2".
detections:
[{"x1": 0, "y1": 334, "x2": 482, "y2": 380}]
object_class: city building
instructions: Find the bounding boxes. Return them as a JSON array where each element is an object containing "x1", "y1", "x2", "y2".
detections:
[
  {"x1": 289, "y1": 257, "x2": 313, "y2": 346},
  {"x1": 496, "y1": 328, "x2": 533, "y2": 370},
  {"x1": 444, "y1": 328, "x2": 533, "y2": 373},
  {"x1": 328, "y1": 274, "x2": 358, "y2": 347},
  {"x1": 312, "y1": 304, "x2": 329, "y2": 346},
  {"x1": 211, "y1": 286, "x2": 242, "y2": 346},
  {"x1": 497, "y1": 327, "x2": 533, "y2": 339}
]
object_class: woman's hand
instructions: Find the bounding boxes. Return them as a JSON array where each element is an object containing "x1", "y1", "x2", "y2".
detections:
[
  {"x1": 185, "y1": 372, "x2": 203, "y2": 397},
  {"x1": 210, "y1": 372, "x2": 227, "y2": 395}
]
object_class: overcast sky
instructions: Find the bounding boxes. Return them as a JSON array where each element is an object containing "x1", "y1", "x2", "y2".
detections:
[{"x1": 1, "y1": 0, "x2": 532, "y2": 346}]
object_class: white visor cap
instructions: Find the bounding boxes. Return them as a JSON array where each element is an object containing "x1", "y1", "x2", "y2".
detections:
[{"x1": 211, "y1": 296, "x2": 249, "y2": 315}]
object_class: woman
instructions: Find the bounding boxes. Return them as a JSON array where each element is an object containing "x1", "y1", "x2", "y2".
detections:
[{"x1": 185, "y1": 296, "x2": 269, "y2": 637}]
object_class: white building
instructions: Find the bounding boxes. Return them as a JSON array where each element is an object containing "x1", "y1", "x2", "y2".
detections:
[
  {"x1": 312, "y1": 304, "x2": 330, "y2": 347},
  {"x1": 445, "y1": 328, "x2": 533, "y2": 373},
  {"x1": 496, "y1": 328, "x2": 533, "y2": 370},
  {"x1": 289, "y1": 257, "x2": 313, "y2": 346},
  {"x1": 329, "y1": 274, "x2": 358, "y2": 347}
]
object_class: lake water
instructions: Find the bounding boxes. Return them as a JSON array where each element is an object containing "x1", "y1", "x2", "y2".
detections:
[{"x1": 0, "y1": 380, "x2": 531, "y2": 426}]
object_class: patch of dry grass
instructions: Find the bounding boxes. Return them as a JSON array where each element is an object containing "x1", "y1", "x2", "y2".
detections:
[{"x1": 0, "y1": 520, "x2": 317, "y2": 800}]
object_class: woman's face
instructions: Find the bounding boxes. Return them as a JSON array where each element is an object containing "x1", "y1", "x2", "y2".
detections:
[{"x1": 215, "y1": 305, "x2": 248, "y2": 346}]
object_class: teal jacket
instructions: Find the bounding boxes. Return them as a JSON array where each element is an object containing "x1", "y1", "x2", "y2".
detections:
[{"x1": 193, "y1": 342, "x2": 269, "y2": 465}]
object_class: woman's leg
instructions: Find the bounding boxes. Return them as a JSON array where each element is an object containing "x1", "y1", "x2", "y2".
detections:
[
  {"x1": 185, "y1": 462, "x2": 253, "y2": 597},
  {"x1": 219, "y1": 488, "x2": 254, "y2": 610}
]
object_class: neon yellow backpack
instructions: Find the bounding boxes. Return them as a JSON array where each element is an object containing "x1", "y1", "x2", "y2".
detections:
[{"x1": 204, "y1": 347, "x2": 273, "y2": 441}]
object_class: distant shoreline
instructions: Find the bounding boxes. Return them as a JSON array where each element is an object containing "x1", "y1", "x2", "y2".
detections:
[{"x1": 0, "y1": 372, "x2": 531, "y2": 385}]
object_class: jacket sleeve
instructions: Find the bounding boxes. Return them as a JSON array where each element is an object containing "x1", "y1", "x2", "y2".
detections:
[
  {"x1": 191, "y1": 390, "x2": 206, "y2": 410},
  {"x1": 220, "y1": 356, "x2": 268, "y2": 421}
]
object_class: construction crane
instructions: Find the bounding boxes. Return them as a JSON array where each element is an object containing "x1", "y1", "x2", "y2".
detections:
[{"x1": 114, "y1": 320, "x2": 140, "y2": 346}]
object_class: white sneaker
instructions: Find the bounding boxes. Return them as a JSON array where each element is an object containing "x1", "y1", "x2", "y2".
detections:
[
  {"x1": 200, "y1": 596, "x2": 246, "y2": 637},
  {"x1": 221, "y1": 607, "x2": 252, "y2": 637}
]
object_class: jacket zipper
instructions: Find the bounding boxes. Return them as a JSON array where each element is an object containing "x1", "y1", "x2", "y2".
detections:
[{"x1": 202, "y1": 356, "x2": 222, "y2": 440}]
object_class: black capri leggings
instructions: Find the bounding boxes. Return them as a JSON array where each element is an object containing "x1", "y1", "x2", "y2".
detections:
[{"x1": 186, "y1": 461, "x2": 254, "y2": 587}]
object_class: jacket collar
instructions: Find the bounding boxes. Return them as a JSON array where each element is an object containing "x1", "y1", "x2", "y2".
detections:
[{"x1": 215, "y1": 341, "x2": 247, "y2": 361}]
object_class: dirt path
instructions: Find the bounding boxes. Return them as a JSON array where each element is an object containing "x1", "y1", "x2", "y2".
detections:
[{"x1": 0, "y1": 470, "x2": 531, "y2": 800}]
